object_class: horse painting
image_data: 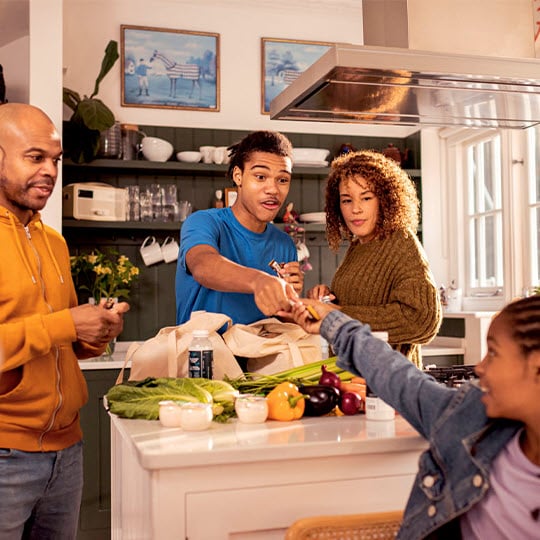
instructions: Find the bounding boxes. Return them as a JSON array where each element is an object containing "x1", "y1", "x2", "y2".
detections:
[{"x1": 149, "y1": 50, "x2": 201, "y2": 99}]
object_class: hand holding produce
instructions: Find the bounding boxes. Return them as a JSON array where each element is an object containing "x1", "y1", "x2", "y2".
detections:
[{"x1": 266, "y1": 382, "x2": 305, "y2": 421}]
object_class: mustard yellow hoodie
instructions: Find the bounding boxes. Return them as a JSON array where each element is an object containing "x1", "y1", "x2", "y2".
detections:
[{"x1": 0, "y1": 206, "x2": 104, "y2": 452}]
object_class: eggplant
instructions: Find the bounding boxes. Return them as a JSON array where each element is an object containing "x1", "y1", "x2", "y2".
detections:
[{"x1": 299, "y1": 385, "x2": 340, "y2": 416}]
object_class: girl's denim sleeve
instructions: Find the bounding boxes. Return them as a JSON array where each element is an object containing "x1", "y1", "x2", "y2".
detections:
[{"x1": 321, "y1": 310, "x2": 455, "y2": 439}]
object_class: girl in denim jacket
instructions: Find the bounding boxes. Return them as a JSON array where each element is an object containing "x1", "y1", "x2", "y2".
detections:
[{"x1": 290, "y1": 295, "x2": 540, "y2": 539}]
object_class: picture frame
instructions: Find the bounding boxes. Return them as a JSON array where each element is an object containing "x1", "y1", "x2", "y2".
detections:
[
  {"x1": 224, "y1": 187, "x2": 238, "y2": 207},
  {"x1": 261, "y1": 37, "x2": 333, "y2": 114},
  {"x1": 121, "y1": 25, "x2": 220, "y2": 111}
]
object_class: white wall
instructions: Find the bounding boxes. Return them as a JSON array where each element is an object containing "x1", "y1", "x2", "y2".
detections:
[
  {"x1": 31, "y1": 0, "x2": 63, "y2": 230},
  {"x1": 62, "y1": 0, "x2": 413, "y2": 138}
]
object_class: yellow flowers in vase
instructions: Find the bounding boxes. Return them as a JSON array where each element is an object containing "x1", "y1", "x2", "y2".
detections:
[{"x1": 70, "y1": 248, "x2": 140, "y2": 304}]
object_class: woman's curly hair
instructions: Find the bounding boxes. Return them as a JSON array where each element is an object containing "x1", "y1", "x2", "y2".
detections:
[{"x1": 325, "y1": 149, "x2": 419, "y2": 252}]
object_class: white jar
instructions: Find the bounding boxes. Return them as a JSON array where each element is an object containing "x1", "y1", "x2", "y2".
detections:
[
  {"x1": 158, "y1": 400, "x2": 182, "y2": 427},
  {"x1": 179, "y1": 402, "x2": 213, "y2": 431},
  {"x1": 365, "y1": 391, "x2": 395, "y2": 421},
  {"x1": 235, "y1": 395, "x2": 268, "y2": 424}
]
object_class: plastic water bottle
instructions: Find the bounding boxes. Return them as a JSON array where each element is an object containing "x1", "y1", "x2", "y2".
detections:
[{"x1": 188, "y1": 330, "x2": 213, "y2": 379}]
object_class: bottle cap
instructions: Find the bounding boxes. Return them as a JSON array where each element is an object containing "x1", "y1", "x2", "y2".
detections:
[{"x1": 192, "y1": 329, "x2": 210, "y2": 338}]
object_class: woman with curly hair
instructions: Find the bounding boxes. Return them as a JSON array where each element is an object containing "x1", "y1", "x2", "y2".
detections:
[{"x1": 308, "y1": 150, "x2": 441, "y2": 367}]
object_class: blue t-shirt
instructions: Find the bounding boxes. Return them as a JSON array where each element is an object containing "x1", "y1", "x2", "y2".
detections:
[{"x1": 175, "y1": 207, "x2": 297, "y2": 325}]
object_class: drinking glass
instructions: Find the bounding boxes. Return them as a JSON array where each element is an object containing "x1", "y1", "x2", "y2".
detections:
[
  {"x1": 162, "y1": 185, "x2": 178, "y2": 222},
  {"x1": 140, "y1": 189, "x2": 153, "y2": 222},
  {"x1": 127, "y1": 185, "x2": 140, "y2": 221},
  {"x1": 149, "y1": 183, "x2": 163, "y2": 221}
]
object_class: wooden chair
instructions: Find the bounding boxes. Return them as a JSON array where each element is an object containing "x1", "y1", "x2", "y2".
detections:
[{"x1": 285, "y1": 510, "x2": 403, "y2": 540}]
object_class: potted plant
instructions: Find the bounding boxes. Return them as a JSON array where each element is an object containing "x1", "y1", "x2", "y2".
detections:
[
  {"x1": 70, "y1": 248, "x2": 139, "y2": 305},
  {"x1": 63, "y1": 40, "x2": 119, "y2": 163}
]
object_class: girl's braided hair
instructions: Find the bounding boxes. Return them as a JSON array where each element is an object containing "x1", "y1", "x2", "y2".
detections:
[
  {"x1": 500, "y1": 294, "x2": 540, "y2": 356},
  {"x1": 325, "y1": 150, "x2": 419, "y2": 252}
]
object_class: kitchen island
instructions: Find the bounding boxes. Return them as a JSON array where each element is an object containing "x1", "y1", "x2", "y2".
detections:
[{"x1": 110, "y1": 413, "x2": 427, "y2": 539}]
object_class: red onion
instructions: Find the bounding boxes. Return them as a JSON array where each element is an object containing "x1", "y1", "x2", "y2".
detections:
[
  {"x1": 340, "y1": 392, "x2": 362, "y2": 415},
  {"x1": 319, "y1": 364, "x2": 342, "y2": 390}
]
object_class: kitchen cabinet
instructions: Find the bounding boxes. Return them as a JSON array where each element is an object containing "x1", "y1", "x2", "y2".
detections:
[
  {"x1": 110, "y1": 413, "x2": 427, "y2": 540},
  {"x1": 62, "y1": 126, "x2": 421, "y2": 341},
  {"x1": 78, "y1": 365, "x2": 130, "y2": 540}
]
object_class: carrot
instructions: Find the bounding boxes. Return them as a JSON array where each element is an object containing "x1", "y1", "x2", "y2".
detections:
[{"x1": 350, "y1": 376, "x2": 366, "y2": 385}]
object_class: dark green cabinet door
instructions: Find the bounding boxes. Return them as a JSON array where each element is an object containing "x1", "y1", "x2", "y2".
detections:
[{"x1": 78, "y1": 368, "x2": 128, "y2": 540}]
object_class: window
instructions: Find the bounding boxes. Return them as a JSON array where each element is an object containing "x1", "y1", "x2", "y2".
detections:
[
  {"x1": 527, "y1": 126, "x2": 540, "y2": 289},
  {"x1": 440, "y1": 125, "x2": 539, "y2": 309},
  {"x1": 465, "y1": 136, "x2": 503, "y2": 292}
]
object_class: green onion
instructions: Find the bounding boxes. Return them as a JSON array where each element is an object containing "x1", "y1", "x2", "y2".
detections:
[{"x1": 225, "y1": 357, "x2": 354, "y2": 396}]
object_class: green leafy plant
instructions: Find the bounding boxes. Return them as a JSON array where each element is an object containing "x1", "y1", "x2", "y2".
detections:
[
  {"x1": 70, "y1": 248, "x2": 139, "y2": 303},
  {"x1": 63, "y1": 40, "x2": 119, "y2": 163}
]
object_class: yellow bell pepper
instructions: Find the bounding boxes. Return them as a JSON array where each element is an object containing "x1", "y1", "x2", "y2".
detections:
[{"x1": 266, "y1": 382, "x2": 305, "y2": 421}]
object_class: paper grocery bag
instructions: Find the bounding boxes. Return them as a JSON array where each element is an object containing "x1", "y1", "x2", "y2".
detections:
[
  {"x1": 116, "y1": 311, "x2": 244, "y2": 384},
  {"x1": 222, "y1": 318, "x2": 322, "y2": 375}
]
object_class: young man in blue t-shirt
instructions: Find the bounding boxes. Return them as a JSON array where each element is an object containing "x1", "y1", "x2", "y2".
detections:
[{"x1": 175, "y1": 131, "x2": 303, "y2": 325}]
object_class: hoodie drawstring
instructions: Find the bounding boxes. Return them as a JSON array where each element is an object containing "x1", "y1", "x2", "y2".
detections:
[{"x1": 8, "y1": 212, "x2": 37, "y2": 284}]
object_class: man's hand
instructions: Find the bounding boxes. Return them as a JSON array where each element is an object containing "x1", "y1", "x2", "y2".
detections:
[
  {"x1": 279, "y1": 261, "x2": 304, "y2": 294},
  {"x1": 252, "y1": 273, "x2": 298, "y2": 317},
  {"x1": 70, "y1": 302, "x2": 130, "y2": 346}
]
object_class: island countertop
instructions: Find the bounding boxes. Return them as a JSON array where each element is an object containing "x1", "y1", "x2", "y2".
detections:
[{"x1": 110, "y1": 413, "x2": 427, "y2": 539}]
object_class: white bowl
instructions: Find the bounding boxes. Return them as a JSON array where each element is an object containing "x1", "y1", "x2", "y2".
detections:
[
  {"x1": 141, "y1": 137, "x2": 174, "y2": 162},
  {"x1": 177, "y1": 151, "x2": 202, "y2": 163},
  {"x1": 292, "y1": 147, "x2": 331, "y2": 163}
]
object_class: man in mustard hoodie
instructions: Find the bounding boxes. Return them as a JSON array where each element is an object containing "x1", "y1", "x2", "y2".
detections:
[{"x1": 0, "y1": 103, "x2": 129, "y2": 539}]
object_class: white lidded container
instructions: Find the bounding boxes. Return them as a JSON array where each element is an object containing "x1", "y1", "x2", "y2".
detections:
[
  {"x1": 365, "y1": 331, "x2": 395, "y2": 421},
  {"x1": 235, "y1": 395, "x2": 268, "y2": 424}
]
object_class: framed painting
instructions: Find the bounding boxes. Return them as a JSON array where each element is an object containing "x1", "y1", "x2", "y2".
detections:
[
  {"x1": 261, "y1": 37, "x2": 332, "y2": 114},
  {"x1": 121, "y1": 25, "x2": 220, "y2": 111}
]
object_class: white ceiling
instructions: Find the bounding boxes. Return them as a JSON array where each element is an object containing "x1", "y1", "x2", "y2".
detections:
[{"x1": 0, "y1": 0, "x2": 29, "y2": 48}]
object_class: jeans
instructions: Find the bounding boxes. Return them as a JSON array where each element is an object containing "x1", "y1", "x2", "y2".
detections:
[{"x1": 0, "y1": 441, "x2": 83, "y2": 540}]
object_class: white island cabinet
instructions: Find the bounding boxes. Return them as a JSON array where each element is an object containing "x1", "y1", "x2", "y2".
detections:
[{"x1": 110, "y1": 414, "x2": 427, "y2": 539}]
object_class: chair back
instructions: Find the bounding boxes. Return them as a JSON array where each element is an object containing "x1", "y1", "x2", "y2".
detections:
[{"x1": 285, "y1": 510, "x2": 403, "y2": 540}]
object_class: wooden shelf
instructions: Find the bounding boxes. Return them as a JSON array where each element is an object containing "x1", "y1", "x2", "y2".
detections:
[
  {"x1": 62, "y1": 219, "x2": 328, "y2": 233},
  {"x1": 63, "y1": 159, "x2": 420, "y2": 178},
  {"x1": 62, "y1": 219, "x2": 180, "y2": 231}
]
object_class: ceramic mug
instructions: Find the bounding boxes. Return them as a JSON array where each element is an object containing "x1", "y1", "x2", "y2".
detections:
[
  {"x1": 140, "y1": 236, "x2": 163, "y2": 266},
  {"x1": 199, "y1": 145, "x2": 216, "y2": 164},
  {"x1": 161, "y1": 236, "x2": 180, "y2": 263},
  {"x1": 212, "y1": 146, "x2": 229, "y2": 165}
]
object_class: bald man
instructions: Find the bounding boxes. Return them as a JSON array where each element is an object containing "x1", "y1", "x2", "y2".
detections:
[{"x1": 0, "y1": 103, "x2": 129, "y2": 539}]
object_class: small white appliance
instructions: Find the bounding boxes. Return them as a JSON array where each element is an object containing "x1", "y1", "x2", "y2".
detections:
[{"x1": 62, "y1": 183, "x2": 127, "y2": 221}]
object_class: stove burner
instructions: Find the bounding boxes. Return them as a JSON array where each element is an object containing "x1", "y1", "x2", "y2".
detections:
[{"x1": 424, "y1": 365, "x2": 478, "y2": 388}]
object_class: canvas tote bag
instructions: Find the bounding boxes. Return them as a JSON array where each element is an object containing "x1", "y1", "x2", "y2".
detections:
[
  {"x1": 116, "y1": 311, "x2": 244, "y2": 384},
  {"x1": 222, "y1": 318, "x2": 322, "y2": 375}
]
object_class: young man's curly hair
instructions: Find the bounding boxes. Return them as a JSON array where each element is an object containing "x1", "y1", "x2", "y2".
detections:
[{"x1": 325, "y1": 149, "x2": 419, "y2": 252}]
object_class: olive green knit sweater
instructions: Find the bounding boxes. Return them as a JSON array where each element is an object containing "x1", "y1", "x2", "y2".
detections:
[{"x1": 331, "y1": 229, "x2": 442, "y2": 368}]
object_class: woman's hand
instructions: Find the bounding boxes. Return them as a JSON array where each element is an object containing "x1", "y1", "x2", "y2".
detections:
[
  {"x1": 306, "y1": 284, "x2": 335, "y2": 302},
  {"x1": 285, "y1": 299, "x2": 340, "y2": 334}
]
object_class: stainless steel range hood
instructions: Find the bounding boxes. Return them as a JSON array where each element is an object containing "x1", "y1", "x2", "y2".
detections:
[{"x1": 270, "y1": 43, "x2": 540, "y2": 129}]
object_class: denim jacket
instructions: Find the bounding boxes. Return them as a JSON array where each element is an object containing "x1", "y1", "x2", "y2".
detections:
[{"x1": 322, "y1": 311, "x2": 521, "y2": 540}]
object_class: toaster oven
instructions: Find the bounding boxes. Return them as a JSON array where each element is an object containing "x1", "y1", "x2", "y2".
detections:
[{"x1": 62, "y1": 183, "x2": 127, "y2": 221}]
